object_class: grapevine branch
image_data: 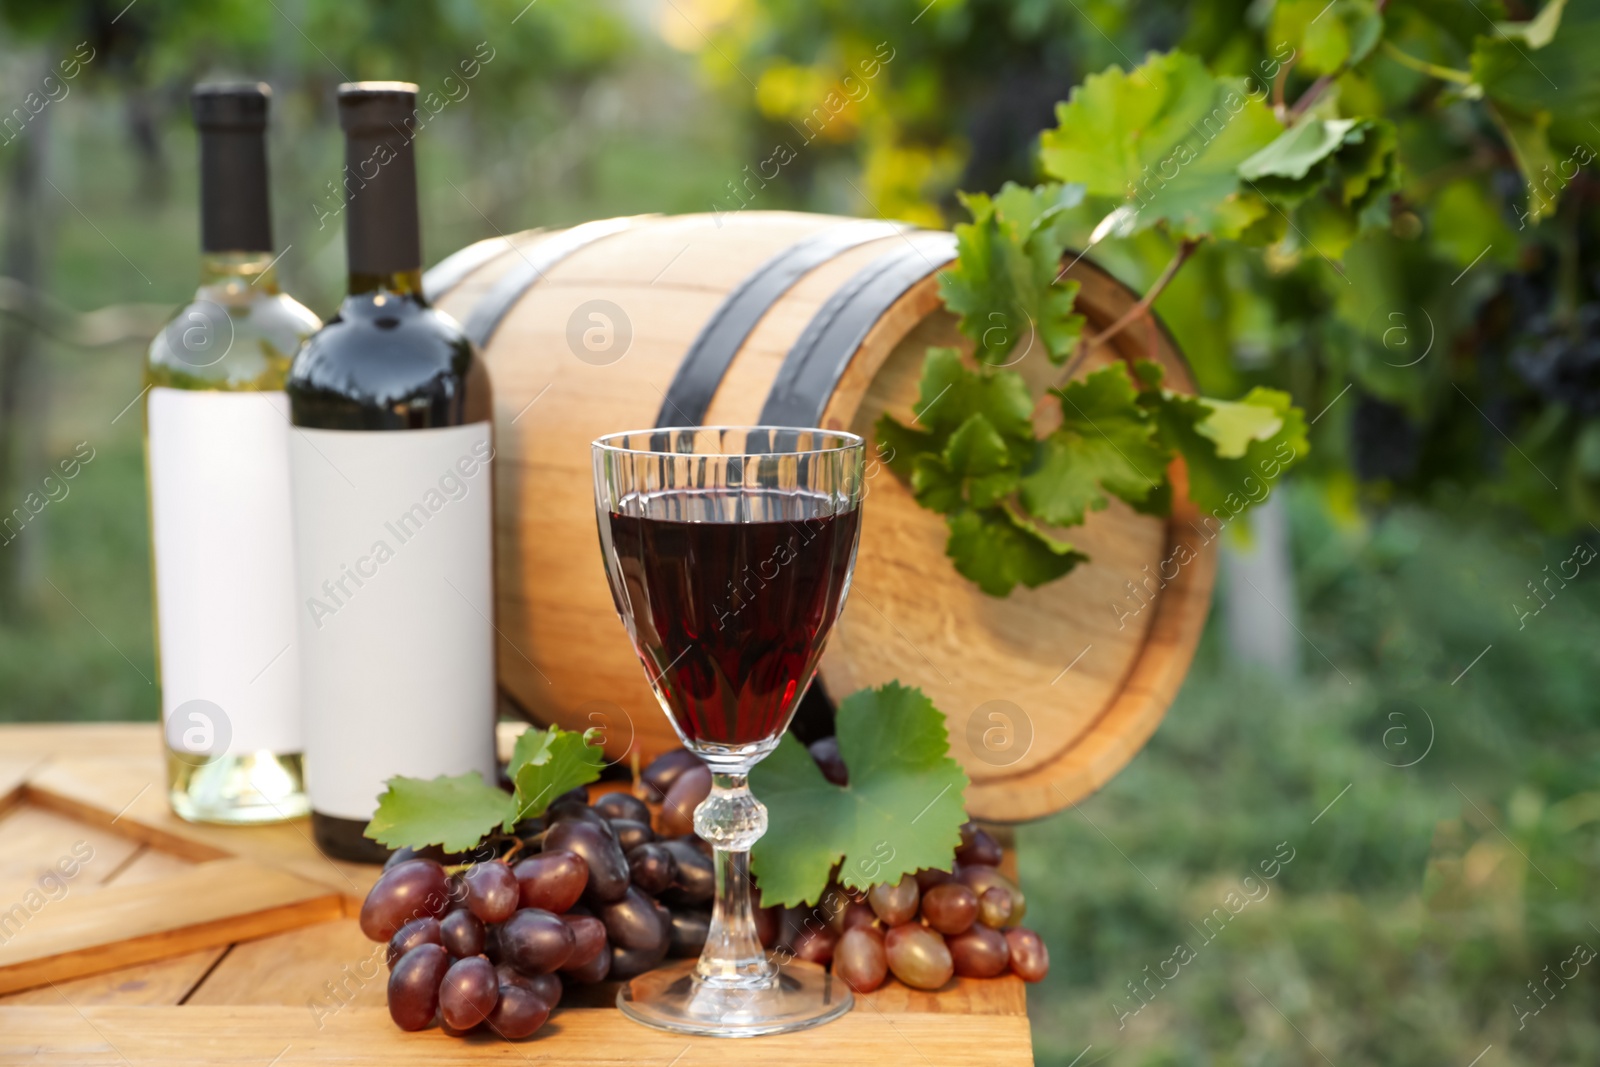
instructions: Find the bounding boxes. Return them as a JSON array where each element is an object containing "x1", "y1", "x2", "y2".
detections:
[
  {"x1": 1287, "y1": 73, "x2": 1338, "y2": 122},
  {"x1": 1044, "y1": 237, "x2": 1202, "y2": 422},
  {"x1": 1272, "y1": 55, "x2": 1296, "y2": 120},
  {"x1": 1378, "y1": 41, "x2": 1473, "y2": 85},
  {"x1": 1082, "y1": 237, "x2": 1201, "y2": 360}
]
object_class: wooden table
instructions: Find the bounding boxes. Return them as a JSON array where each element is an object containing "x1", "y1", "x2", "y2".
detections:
[{"x1": 0, "y1": 724, "x2": 1034, "y2": 1065}]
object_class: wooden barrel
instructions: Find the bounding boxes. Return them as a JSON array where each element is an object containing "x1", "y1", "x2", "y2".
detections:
[{"x1": 426, "y1": 212, "x2": 1217, "y2": 822}]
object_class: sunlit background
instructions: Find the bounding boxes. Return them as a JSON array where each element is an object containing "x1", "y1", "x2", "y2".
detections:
[{"x1": 1, "y1": 1, "x2": 1597, "y2": 1063}]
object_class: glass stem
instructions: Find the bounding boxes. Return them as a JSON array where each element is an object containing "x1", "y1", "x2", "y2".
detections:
[{"x1": 693, "y1": 771, "x2": 776, "y2": 988}]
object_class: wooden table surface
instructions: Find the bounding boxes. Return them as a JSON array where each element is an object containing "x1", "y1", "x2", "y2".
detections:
[{"x1": 0, "y1": 724, "x2": 1034, "y2": 1065}]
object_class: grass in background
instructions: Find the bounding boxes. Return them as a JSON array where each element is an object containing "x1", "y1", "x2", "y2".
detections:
[{"x1": 1019, "y1": 486, "x2": 1600, "y2": 1065}]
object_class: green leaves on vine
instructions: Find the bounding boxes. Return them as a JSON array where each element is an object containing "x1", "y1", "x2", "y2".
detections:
[
  {"x1": 1140, "y1": 366, "x2": 1310, "y2": 517},
  {"x1": 875, "y1": 176, "x2": 1309, "y2": 597},
  {"x1": 875, "y1": 345, "x2": 1088, "y2": 595},
  {"x1": 1022, "y1": 367, "x2": 1170, "y2": 527},
  {"x1": 1269, "y1": 0, "x2": 1382, "y2": 76},
  {"x1": 1040, "y1": 48, "x2": 1404, "y2": 260},
  {"x1": 939, "y1": 183, "x2": 1085, "y2": 365},
  {"x1": 1241, "y1": 116, "x2": 1399, "y2": 257},
  {"x1": 1470, "y1": 0, "x2": 1598, "y2": 222},
  {"x1": 1040, "y1": 50, "x2": 1281, "y2": 241},
  {"x1": 879, "y1": 350, "x2": 1305, "y2": 596}
]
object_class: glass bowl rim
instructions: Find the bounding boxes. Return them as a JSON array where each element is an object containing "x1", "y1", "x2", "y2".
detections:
[{"x1": 592, "y1": 425, "x2": 865, "y2": 459}]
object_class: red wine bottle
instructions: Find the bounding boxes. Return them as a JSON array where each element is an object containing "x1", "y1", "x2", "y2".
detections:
[{"x1": 288, "y1": 82, "x2": 496, "y2": 863}]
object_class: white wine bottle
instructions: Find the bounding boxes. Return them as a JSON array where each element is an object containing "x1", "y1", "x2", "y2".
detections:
[
  {"x1": 146, "y1": 83, "x2": 320, "y2": 823},
  {"x1": 288, "y1": 83, "x2": 497, "y2": 863}
]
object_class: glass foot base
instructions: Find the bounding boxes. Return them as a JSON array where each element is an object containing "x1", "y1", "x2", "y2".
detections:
[{"x1": 617, "y1": 959, "x2": 853, "y2": 1038}]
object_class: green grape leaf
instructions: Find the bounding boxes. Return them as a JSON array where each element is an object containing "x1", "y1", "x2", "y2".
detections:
[
  {"x1": 911, "y1": 346, "x2": 1036, "y2": 441},
  {"x1": 1020, "y1": 364, "x2": 1172, "y2": 526},
  {"x1": 1152, "y1": 386, "x2": 1310, "y2": 516},
  {"x1": 1472, "y1": 0, "x2": 1600, "y2": 158},
  {"x1": 1240, "y1": 118, "x2": 1361, "y2": 184},
  {"x1": 1269, "y1": 0, "x2": 1383, "y2": 76},
  {"x1": 1495, "y1": 0, "x2": 1567, "y2": 47},
  {"x1": 911, "y1": 414, "x2": 1024, "y2": 513},
  {"x1": 365, "y1": 773, "x2": 519, "y2": 853},
  {"x1": 509, "y1": 725, "x2": 606, "y2": 822},
  {"x1": 1242, "y1": 118, "x2": 1397, "y2": 206},
  {"x1": 939, "y1": 184, "x2": 1085, "y2": 365},
  {"x1": 911, "y1": 454, "x2": 965, "y2": 513},
  {"x1": 1039, "y1": 50, "x2": 1282, "y2": 240},
  {"x1": 874, "y1": 413, "x2": 938, "y2": 481},
  {"x1": 749, "y1": 683, "x2": 969, "y2": 906},
  {"x1": 945, "y1": 504, "x2": 1087, "y2": 596},
  {"x1": 1189, "y1": 395, "x2": 1287, "y2": 458},
  {"x1": 1487, "y1": 103, "x2": 1559, "y2": 223},
  {"x1": 1240, "y1": 117, "x2": 1398, "y2": 256}
]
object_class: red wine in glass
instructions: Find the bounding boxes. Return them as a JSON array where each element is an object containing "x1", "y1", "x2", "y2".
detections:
[
  {"x1": 604, "y1": 488, "x2": 860, "y2": 747},
  {"x1": 593, "y1": 426, "x2": 863, "y2": 1037}
]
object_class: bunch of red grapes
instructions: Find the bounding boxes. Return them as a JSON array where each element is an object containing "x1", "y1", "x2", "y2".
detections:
[
  {"x1": 358, "y1": 741, "x2": 1047, "y2": 1039},
  {"x1": 791, "y1": 737, "x2": 1049, "y2": 992}
]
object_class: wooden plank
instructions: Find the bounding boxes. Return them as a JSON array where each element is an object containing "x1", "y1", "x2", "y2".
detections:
[
  {"x1": 0, "y1": 949, "x2": 226, "y2": 1007},
  {"x1": 861, "y1": 974, "x2": 1028, "y2": 1016},
  {"x1": 0, "y1": 756, "x2": 39, "y2": 817},
  {"x1": 0, "y1": 848, "x2": 223, "y2": 1007},
  {"x1": 0, "y1": 1005, "x2": 1035, "y2": 1066},
  {"x1": 23, "y1": 756, "x2": 378, "y2": 902},
  {"x1": 0, "y1": 806, "x2": 140, "y2": 907},
  {"x1": 184, "y1": 919, "x2": 387, "y2": 1012},
  {"x1": 0, "y1": 722, "x2": 161, "y2": 760},
  {"x1": 0, "y1": 858, "x2": 342, "y2": 994}
]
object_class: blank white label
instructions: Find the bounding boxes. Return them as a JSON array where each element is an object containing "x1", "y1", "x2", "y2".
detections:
[
  {"x1": 147, "y1": 387, "x2": 301, "y2": 757},
  {"x1": 289, "y1": 421, "x2": 497, "y2": 822}
]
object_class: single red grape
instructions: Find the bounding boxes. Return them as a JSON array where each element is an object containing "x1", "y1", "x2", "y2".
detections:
[
  {"x1": 921, "y1": 882, "x2": 978, "y2": 936},
  {"x1": 438, "y1": 956, "x2": 498, "y2": 1032},
  {"x1": 867, "y1": 875, "x2": 919, "y2": 926},
  {"x1": 1004, "y1": 927, "x2": 1049, "y2": 982},
  {"x1": 486, "y1": 983, "x2": 551, "y2": 1040},
  {"x1": 948, "y1": 924, "x2": 1009, "y2": 978},
  {"x1": 976, "y1": 886, "x2": 1013, "y2": 928},
  {"x1": 513, "y1": 849, "x2": 589, "y2": 913},
  {"x1": 464, "y1": 860, "x2": 520, "y2": 924},
  {"x1": 834, "y1": 926, "x2": 888, "y2": 993},
  {"x1": 885, "y1": 924, "x2": 953, "y2": 990},
  {"x1": 386, "y1": 917, "x2": 441, "y2": 969},
  {"x1": 439, "y1": 909, "x2": 486, "y2": 958},
  {"x1": 561, "y1": 913, "x2": 607, "y2": 968},
  {"x1": 387, "y1": 943, "x2": 450, "y2": 1031},
  {"x1": 792, "y1": 922, "x2": 838, "y2": 965},
  {"x1": 360, "y1": 859, "x2": 449, "y2": 941},
  {"x1": 501, "y1": 908, "x2": 576, "y2": 975},
  {"x1": 955, "y1": 821, "x2": 1004, "y2": 867}
]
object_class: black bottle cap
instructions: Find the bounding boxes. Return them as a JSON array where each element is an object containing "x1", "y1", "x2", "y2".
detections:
[
  {"x1": 192, "y1": 82, "x2": 273, "y2": 254},
  {"x1": 337, "y1": 82, "x2": 422, "y2": 277}
]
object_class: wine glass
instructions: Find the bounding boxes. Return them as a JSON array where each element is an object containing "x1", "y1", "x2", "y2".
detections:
[{"x1": 592, "y1": 426, "x2": 865, "y2": 1037}]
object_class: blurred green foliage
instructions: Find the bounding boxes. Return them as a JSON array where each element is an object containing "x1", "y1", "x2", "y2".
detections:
[
  {"x1": 1019, "y1": 484, "x2": 1600, "y2": 1064},
  {"x1": 694, "y1": 0, "x2": 1600, "y2": 538}
]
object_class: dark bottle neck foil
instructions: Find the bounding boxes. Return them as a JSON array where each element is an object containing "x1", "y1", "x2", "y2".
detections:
[
  {"x1": 338, "y1": 82, "x2": 422, "y2": 280},
  {"x1": 194, "y1": 83, "x2": 273, "y2": 255}
]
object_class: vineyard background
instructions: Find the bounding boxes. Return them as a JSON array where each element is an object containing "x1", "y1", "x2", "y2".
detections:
[{"x1": 1, "y1": 1, "x2": 1598, "y2": 1063}]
